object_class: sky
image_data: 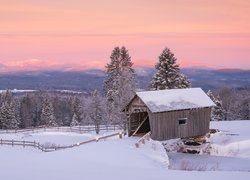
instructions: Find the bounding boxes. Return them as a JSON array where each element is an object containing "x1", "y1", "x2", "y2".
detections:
[{"x1": 0, "y1": 0, "x2": 250, "y2": 73}]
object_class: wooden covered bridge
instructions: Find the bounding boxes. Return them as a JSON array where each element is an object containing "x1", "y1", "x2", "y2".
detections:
[{"x1": 125, "y1": 88, "x2": 215, "y2": 141}]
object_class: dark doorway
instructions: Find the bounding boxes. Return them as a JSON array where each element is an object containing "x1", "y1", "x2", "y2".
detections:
[{"x1": 128, "y1": 112, "x2": 151, "y2": 136}]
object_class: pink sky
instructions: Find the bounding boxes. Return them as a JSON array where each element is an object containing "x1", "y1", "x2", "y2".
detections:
[{"x1": 0, "y1": 0, "x2": 250, "y2": 73}]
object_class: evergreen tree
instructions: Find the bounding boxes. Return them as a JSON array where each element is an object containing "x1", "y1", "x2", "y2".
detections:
[
  {"x1": 40, "y1": 97, "x2": 57, "y2": 127},
  {"x1": 207, "y1": 90, "x2": 224, "y2": 121},
  {"x1": 20, "y1": 95, "x2": 34, "y2": 128},
  {"x1": 71, "y1": 96, "x2": 83, "y2": 124},
  {"x1": 70, "y1": 113, "x2": 80, "y2": 126},
  {"x1": 150, "y1": 47, "x2": 191, "y2": 90},
  {"x1": 0, "y1": 92, "x2": 18, "y2": 129},
  {"x1": 103, "y1": 46, "x2": 136, "y2": 130}
]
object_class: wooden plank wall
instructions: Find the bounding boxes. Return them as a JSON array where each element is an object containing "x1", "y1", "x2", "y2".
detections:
[{"x1": 149, "y1": 108, "x2": 211, "y2": 141}]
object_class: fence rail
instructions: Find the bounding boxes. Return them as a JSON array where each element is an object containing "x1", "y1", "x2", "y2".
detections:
[
  {"x1": 0, "y1": 132, "x2": 124, "y2": 152},
  {"x1": 0, "y1": 125, "x2": 121, "y2": 134},
  {"x1": 135, "y1": 132, "x2": 151, "y2": 148}
]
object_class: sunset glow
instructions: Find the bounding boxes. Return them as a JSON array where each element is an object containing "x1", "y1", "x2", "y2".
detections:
[{"x1": 1, "y1": 0, "x2": 250, "y2": 73}]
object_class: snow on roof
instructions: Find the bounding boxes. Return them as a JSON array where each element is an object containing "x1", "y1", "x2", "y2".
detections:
[{"x1": 136, "y1": 88, "x2": 215, "y2": 113}]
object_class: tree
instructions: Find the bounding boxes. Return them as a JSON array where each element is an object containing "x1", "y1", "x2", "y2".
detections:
[
  {"x1": 20, "y1": 95, "x2": 34, "y2": 128},
  {"x1": 150, "y1": 47, "x2": 191, "y2": 90},
  {"x1": 236, "y1": 91, "x2": 250, "y2": 120},
  {"x1": 218, "y1": 87, "x2": 236, "y2": 120},
  {"x1": 0, "y1": 91, "x2": 18, "y2": 129},
  {"x1": 40, "y1": 97, "x2": 57, "y2": 127},
  {"x1": 70, "y1": 113, "x2": 80, "y2": 126},
  {"x1": 207, "y1": 90, "x2": 224, "y2": 121},
  {"x1": 88, "y1": 90, "x2": 104, "y2": 134},
  {"x1": 103, "y1": 46, "x2": 136, "y2": 130},
  {"x1": 71, "y1": 96, "x2": 83, "y2": 125}
]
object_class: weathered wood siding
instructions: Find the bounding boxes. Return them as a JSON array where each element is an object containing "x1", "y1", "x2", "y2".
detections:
[
  {"x1": 148, "y1": 108, "x2": 211, "y2": 141},
  {"x1": 127, "y1": 96, "x2": 147, "y2": 113},
  {"x1": 127, "y1": 96, "x2": 149, "y2": 136}
]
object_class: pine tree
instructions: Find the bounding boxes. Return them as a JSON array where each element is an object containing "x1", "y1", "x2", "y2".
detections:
[
  {"x1": 150, "y1": 47, "x2": 191, "y2": 90},
  {"x1": 0, "y1": 91, "x2": 19, "y2": 129},
  {"x1": 71, "y1": 96, "x2": 83, "y2": 125},
  {"x1": 70, "y1": 113, "x2": 80, "y2": 126},
  {"x1": 103, "y1": 46, "x2": 136, "y2": 130},
  {"x1": 40, "y1": 97, "x2": 57, "y2": 127},
  {"x1": 207, "y1": 90, "x2": 224, "y2": 121},
  {"x1": 20, "y1": 95, "x2": 33, "y2": 128}
]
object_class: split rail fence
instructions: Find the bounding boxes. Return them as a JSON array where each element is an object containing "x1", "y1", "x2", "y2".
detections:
[
  {"x1": 0, "y1": 125, "x2": 120, "y2": 134},
  {"x1": 135, "y1": 132, "x2": 151, "y2": 148},
  {"x1": 0, "y1": 132, "x2": 124, "y2": 152},
  {"x1": 0, "y1": 125, "x2": 123, "y2": 152}
]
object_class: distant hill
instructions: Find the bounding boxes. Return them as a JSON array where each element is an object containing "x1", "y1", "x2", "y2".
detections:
[{"x1": 0, "y1": 68, "x2": 249, "y2": 93}]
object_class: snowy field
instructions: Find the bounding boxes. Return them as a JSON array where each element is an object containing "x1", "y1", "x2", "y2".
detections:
[
  {"x1": 0, "y1": 121, "x2": 250, "y2": 180},
  {"x1": 0, "y1": 130, "x2": 118, "y2": 146}
]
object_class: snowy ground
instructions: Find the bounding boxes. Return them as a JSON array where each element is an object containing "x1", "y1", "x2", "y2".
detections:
[
  {"x1": 0, "y1": 121, "x2": 250, "y2": 180},
  {"x1": 0, "y1": 130, "x2": 118, "y2": 146},
  {"x1": 168, "y1": 120, "x2": 250, "y2": 172}
]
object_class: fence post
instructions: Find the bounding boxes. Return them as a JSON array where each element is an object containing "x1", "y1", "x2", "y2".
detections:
[
  {"x1": 23, "y1": 140, "x2": 25, "y2": 148},
  {"x1": 119, "y1": 132, "x2": 123, "y2": 139},
  {"x1": 135, "y1": 143, "x2": 139, "y2": 148},
  {"x1": 0, "y1": 139, "x2": 2, "y2": 145},
  {"x1": 12, "y1": 139, "x2": 14, "y2": 147}
]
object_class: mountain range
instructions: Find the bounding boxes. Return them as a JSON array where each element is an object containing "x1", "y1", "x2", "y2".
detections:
[{"x1": 0, "y1": 67, "x2": 249, "y2": 93}]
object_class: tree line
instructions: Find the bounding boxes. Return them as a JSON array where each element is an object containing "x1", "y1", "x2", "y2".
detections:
[{"x1": 0, "y1": 47, "x2": 249, "y2": 131}]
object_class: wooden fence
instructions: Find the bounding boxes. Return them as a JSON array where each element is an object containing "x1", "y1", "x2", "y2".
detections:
[
  {"x1": 0, "y1": 125, "x2": 121, "y2": 134},
  {"x1": 0, "y1": 132, "x2": 124, "y2": 152},
  {"x1": 135, "y1": 132, "x2": 151, "y2": 148}
]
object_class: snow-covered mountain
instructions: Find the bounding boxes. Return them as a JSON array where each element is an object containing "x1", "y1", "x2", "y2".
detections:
[{"x1": 0, "y1": 68, "x2": 249, "y2": 92}]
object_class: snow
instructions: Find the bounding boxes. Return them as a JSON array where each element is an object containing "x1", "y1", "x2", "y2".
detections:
[
  {"x1": 0, "y1": 130, "x2": 119, "y2": 146},
  {"x1": 209, "y1": 120, "x2": 250, "y2": 158},
  {"x1": 136, "y1": 88, "x2": 215, "y2": 113},
  {"x1": 0, "y1": 121, "x2": 250, "y2": 179},
  {"x1": 0, "y1": 89, "x2": 37, "y2": 93},
  {"x1": 168, "y1": 120, "x2": 250, "y2": 172}
]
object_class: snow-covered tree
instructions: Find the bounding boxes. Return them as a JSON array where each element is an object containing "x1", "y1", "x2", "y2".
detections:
[
  {"x1": 40, "y1": 97, "x2": 57, "y2": 127},
  {"x1": 71, "y1": 96, "x2": 83, "y2": 124},
  {"x1": 20, "y1": 95, "x2": 34, "y2": 128},
  {"x1": 150, "y1": 47, "x2": 191, "y2": 90},
  {"x1": 207, "y1": 90, "x2": 224, "y2": 121},
  {"x1": 218, "y1": 87, "x2": 236, "y2": 120},
  {"x1": 238, "y1": 98, "x2": 250, "y2": 120},
  {"x1": 0, "y1": 91, "x2": 18, "y2": 129},
  {"x1": 88, "y1": 90, "x2": 104, "y2": 134},
  {"x1": 103, "y1": 46, "x2": 136, "y2": 130},
  {"x1": 70, "y1": 113, "x2": 80, "y2": 126}
]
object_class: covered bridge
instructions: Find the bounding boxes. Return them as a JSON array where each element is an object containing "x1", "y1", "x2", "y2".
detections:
[{"x1": 125, "y1": 88, "x2": 215, "y2": 141}]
